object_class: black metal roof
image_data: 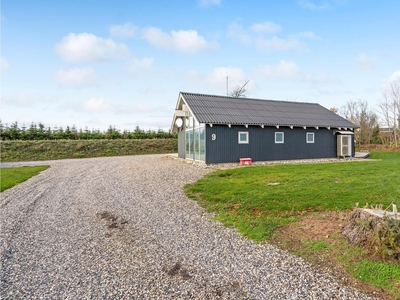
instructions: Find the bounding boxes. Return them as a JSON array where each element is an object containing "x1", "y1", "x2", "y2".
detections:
[{"x1": 181, "y1": 92, "x2": 358, "y2": 128}]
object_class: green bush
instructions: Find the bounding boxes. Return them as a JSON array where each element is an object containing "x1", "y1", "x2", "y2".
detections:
[
  {"x1": 0, "y1": 139, "x2": 177, "y2": 162},
  {"x1": 0, "y1": 121, "x2": 177, "y2": 140},
  {"x1": 368, "y1": 216, "x2": 400, "y2": 259}
]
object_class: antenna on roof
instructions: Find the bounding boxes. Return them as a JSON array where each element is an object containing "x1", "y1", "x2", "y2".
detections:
[{"x1": 226, "y1": 76, "x2": 229, "y2": 96}]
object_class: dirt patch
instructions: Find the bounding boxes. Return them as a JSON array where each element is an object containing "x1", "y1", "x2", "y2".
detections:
[
  {"x1": 290, "y1": 210, "x2": 348, "y2": 239},
  {"x1": 166, "y1": 262, "x2": 182, "y2": 276},
  {"x1": 269, "y1": 211, "x2": 396, "y2": 300},
  {"x1": 97, "y1": 211, "x2": 129, "y2": 232},
  {"x1": 163, "y1": 262, "x2": 192, "y2": 280},
  {"x1": 97, "y1": 211, "x2": 117, "y2": 222}
]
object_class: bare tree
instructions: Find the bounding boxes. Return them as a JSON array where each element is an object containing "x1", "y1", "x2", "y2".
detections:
[
  {"x1": 380, "y1": 77, "x2": 400, "y2": 147},
  {"x1": 339, "y1": 100, "x2": 378, "y2": 145},
  {"x1": 329, "y1": 107, "x2": 339, "y2": 113},
  {"x1": 230, "y1": 79, "x2": 250, "y2": 98}
]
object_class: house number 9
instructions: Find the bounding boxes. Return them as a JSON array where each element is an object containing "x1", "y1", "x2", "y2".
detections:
[{"x1": 212, "y1": 134, "x2": 216, "y2": 140}]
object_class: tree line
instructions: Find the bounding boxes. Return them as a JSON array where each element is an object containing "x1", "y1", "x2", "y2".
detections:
[
  {"x1": 228, "y1": 78, "x2": 400, "y2": 146},
  {"x1": 333, "y1": 78, "x2": 400, "y2": 146},
  {"x1": 0, "y1": 121, "x2": 176, "y2": 141},
  {"x1": 1, "y1": 78, "x2": 398, "y2": 145}
]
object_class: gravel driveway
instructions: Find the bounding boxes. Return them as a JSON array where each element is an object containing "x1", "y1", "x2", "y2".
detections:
[{"x1": 1, "y1": 155, "x2": 375, "y2": 299}]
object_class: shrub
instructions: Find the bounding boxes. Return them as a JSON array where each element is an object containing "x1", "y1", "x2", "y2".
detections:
[{"x1": 368, "y1": 216, "x2": 400, "y2": 259}]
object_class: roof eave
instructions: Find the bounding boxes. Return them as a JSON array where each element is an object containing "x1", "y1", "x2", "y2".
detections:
[{"x1": 199, "y1": 122, "x2": 358, "y2": 129}]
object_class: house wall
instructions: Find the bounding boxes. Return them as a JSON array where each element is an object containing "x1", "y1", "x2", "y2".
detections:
[
  {"x1": 205, "y1": 125, "x2": 342, "y2": 164},
  {"x1": 178, "y1": 128, "x2": 185, "y2": 158}
]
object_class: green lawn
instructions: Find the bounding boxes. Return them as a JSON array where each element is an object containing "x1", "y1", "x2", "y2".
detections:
[
  {"x1": 185, "y1": 151, "x2": 400, "y2": 242},
  {"x1": 1, "y1": 165, "x2": 50, "y2": 192}
]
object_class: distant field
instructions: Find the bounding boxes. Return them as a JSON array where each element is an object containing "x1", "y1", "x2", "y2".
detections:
[{"x1": 0, "y1": 139, "x2": 177, "y2": 162}]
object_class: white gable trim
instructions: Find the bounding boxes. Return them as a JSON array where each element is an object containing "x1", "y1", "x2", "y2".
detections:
[{"x1": 170, "y1": 92, "x2": 200, "y2": 133}]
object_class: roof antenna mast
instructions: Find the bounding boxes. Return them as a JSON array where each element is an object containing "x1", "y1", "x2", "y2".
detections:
[{"x1": 226, "y1": 76, "x2": 229, "y2": 96}]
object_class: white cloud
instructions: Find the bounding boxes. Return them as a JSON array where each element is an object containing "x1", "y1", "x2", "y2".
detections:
[
  {"x1": 388, "y1": 70, "x2": 400, "y2": 82},
  {"x1": 250, "y1": 21, "x2": 281, "y2": 34},
  {"x1": 356, "y1": 53, "x2": 377, "y2": 70},
  {"x1": 256, "y1": 60, "x2": 340, "y2": 83},
  {"x1": 1, "y1": 93, "x2": 56, "y2": 107},
  {"x1": 117, "y1": 102, "x2": 156, "y2": 114},
  {"x1": 187, "y1": 67, "x2": 255, "y2": 93},
  {"x1": 144, "y1": 86, "x2": 165, "y2": 95},
  {"x1": 256, "y1": 60, "x2": 301, "y2": 79},
  {"x1": 198, "y1": 0, "x2": 220, "y2": 6},
  {"x1": 0, "y1": 56, "x2": 9, "y2": 70},
  {"x1": 55, "y1": 33, "x2": 130, "y2": 62},
  {"x1": 1, "y1": 93, "x2": 33, "y2": 107},
  {"x1": 310, "y1": 88, "x2": 353, "y2": 96},
  {"x1": 142, "y1": 27, "x2": 218, "y2": 53},
  {"x1": 81, "y1": 98, "x2": 113, "y2": 113},
  {"x1": 227, "y1": 23, "x2": 252, "y2": 45},
  {"x1": 53, "y1": 68, "x2": 98, "y2": 87},
  {"x1": 109, "y1": 22, "x2": 138, "y2": 38},
  {"x1": 207, "y1": 67, "x2": 248, "y2": 87},
  {"x1": 299, "y1": 0, "x2": 331, "y2": 10},
  {"x1": 227, "y1": 21, "x2": 318, "y2": 52},
  {"x1": 128, "y1": 57, "x2": 154, "y2": 75},
  {"x1": 293, "y1": 31, "x2": 321, "y2": 40},
  {"x1": 303, "y1": 72, "x2": 341, "y2": 83},
  {"x1": 381, "y1": 70, "x2": 400, "y2": 89},
  {"x1": 255, "y1": 36, "x2": 302, "y2": 51}
]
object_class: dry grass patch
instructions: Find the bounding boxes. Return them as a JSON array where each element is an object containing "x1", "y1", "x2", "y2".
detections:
[{"x1": 269, "y1": 210, "x2": 400, "y2": 300}]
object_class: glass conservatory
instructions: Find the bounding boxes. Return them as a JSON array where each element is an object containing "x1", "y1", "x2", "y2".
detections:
[{"x1": 184, "y1": 115, "x2": 205, "y2": 162}]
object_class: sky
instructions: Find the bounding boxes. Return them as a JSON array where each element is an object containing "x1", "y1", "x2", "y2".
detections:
[{"x1": 1, "y1": 0, "x2": 399, "y2": 131}]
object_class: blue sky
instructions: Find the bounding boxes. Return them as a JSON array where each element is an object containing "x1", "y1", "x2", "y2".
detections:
[{"x1": 1, "y1": 0, "x2": 399, "y2": 131}]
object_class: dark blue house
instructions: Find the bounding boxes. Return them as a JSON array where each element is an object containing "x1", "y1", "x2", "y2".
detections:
[{"x1": 170, "y1": 92, "x2": 358, "y2": 164}]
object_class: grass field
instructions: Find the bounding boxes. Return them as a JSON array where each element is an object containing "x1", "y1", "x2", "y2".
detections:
[
  {"x1": 0, "y1": 139, "x2": 177, "y2": 162},
  {"x1": 1, "y1": 166, "x2": 50, "y2": 192},
  {"x1": 185, "y1": 151, "x2": 400, "y2": 298},
  {"x1": 185, "y1": 151, "x2": 400, "y2": 241}
]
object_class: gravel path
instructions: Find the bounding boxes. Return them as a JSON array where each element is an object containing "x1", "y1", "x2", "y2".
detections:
[{"x1": 1, "y1": 155, "x2": 376, "y2": 299}]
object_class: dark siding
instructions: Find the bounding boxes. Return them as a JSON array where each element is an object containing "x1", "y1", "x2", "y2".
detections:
[
  {"x1": 178, "y1": 129, "x2": 185, "y2": 158},
  {"x1": 205, "y1": 125, "x2": 338, "y2": 164}
]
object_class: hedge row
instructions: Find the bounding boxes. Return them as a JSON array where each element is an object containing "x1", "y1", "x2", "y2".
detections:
[
  {"x1": 0, "y1": 139, "x2": 178, "y2": 162},
  {"x1": 0, "y1": 122, "x2": 176, "y2": 141}
]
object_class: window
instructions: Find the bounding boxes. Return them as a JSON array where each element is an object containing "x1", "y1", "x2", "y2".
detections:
[
  {"x1": 238, "y1": 131, "x2": 249, "y2": 144},
  {"x1": 306, "y1": 132, "x2": 315, "y2": 143},
  {"x1": 275, "y1": 132, "x2": 284, "y2": 143}
]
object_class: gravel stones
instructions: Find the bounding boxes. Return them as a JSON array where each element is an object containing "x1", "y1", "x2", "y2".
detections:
[
  {"x1": 1, "y1": 155, "x2": 376, "y2": 299},
  {"x1": 169, "y1": 154, "x2": 357, "y2": 170}
]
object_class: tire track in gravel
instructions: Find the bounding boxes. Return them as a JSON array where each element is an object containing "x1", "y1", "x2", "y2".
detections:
[{"x1": 0, "y1": 167, "x2": 54, "y2": 265}]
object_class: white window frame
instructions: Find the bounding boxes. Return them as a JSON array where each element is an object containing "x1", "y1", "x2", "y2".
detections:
[
  {"x1": 306, "y1": 132, "x2": 315, "y2": 143},
  {"x1": 275, "y1": 132, "x2": 284, "y2": 144},
  {"x1": 238, "y1": 131, "x2": 249, "y2": 144}
]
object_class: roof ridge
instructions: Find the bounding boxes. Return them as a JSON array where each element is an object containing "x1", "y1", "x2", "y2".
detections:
[
  {"x1": 177, "y1": 91, "x2": 358, "y2": 128},
  {"x1": 180, "y1": 91, "x2": 318, "y2": 106}
]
